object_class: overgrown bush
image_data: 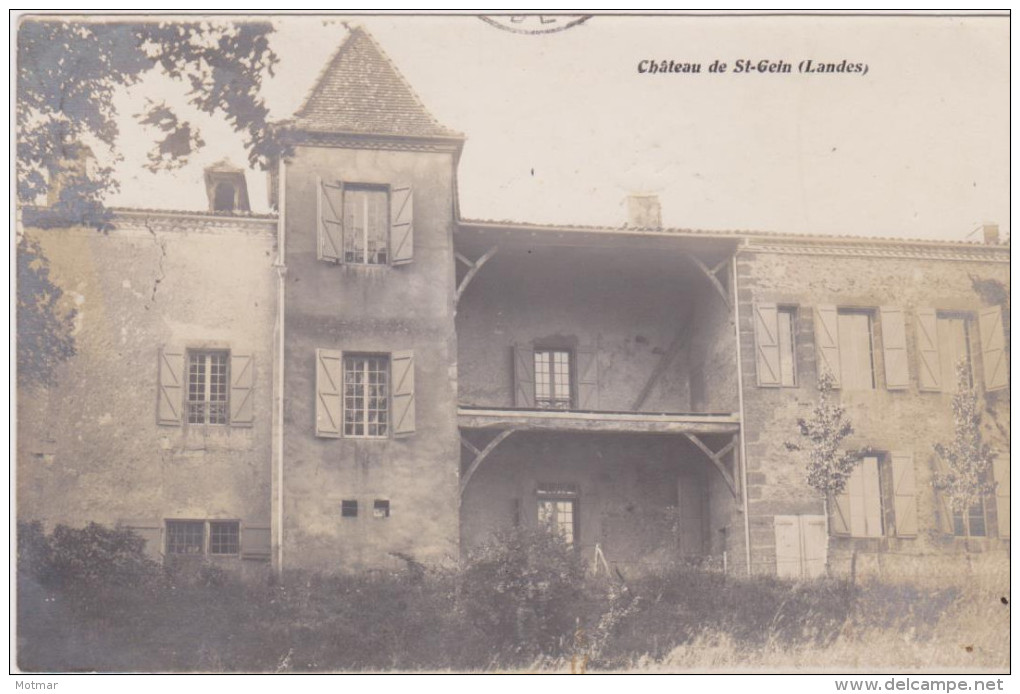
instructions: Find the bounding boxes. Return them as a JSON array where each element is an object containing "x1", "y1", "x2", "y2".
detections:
[{"x1": 460, "y1": 525, "x2": 587, "y2": 660}]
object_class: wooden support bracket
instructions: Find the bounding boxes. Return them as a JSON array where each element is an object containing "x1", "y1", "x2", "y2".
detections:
[
  {"x1": 631, "y1": 327, "x2": 692, "y2": 411},
  {"x1": 685, "y1": 253, "x2": 731, "y2": 309},
  {"x1": 683, "y1": 432, "x2": 740, "y2": 497},
  {"x1": 459, "y1": 428, "x2": 517, "y2": 502},
  {"x1": 455, "y1": 246, "x2": 499, "y2": 305}
]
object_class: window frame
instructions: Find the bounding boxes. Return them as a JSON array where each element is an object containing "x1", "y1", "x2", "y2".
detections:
[
  {"x1": 934, "y1": 311, "x2": 975, "y2": 392},
  {"x1": 342, "y1": 353, "x2": 391, "y2": 439},
  {"x1": 373, "y1": 500, "x2": 390, "y2": 519},
  {"x1": 342, "y1": 183, "x2": 391, "y2": 266},
  {"x1": 835, "y1": 308, "x2": 877, "y2": 390},
  {"x1": 831, "y1": 454, "x2": 887, "y2": 538},
  {"x1": 185, "y1": 349, "x2": 231, "y2": 426},
  {"x1": 537, "y1": 484, "x2": 580, "y2": 547},
  {"x1": 533, "y1": 348, "x2": 574, "y2": 410},
  {"x1": 952, "y1": 498, "x2": 988, "y2": 538},
  {"x1": 776, "y1": 305, "x2": 798, "y2": 387},
  {"x1": 165, "y1": 519, "x2": 241, "y2": 557},
  {"x1": 341, "y1": 500, "x2": 359, "y2": 518}
]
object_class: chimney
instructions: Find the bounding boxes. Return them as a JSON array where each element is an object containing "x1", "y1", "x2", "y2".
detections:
[
  {"x1": 204, "y1": 159, "x2": 251, "y2": 213},
  {"x1": 982, "y1": 223, "x2": 1000, "y2": 245},
  {"x1": 626, "y1": 194, "x2": 662, "y2": 229}
]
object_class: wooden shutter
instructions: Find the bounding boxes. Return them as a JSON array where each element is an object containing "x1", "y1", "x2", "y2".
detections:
[
  {"x1": 575, "y1": 347, "x2": 598, "y2": 410},
  {"x1": 814, "y1": 305, "x2": 841, "y2": 387},
  {"x1": 861, "y1": 457, "x2": 883, "y2": 537},
  {"x1": 847, "y1": 465, "x2": 867, "y2": 537},
  {"x1": 800, "y1": 516, "x2": 828, "y2": 579},
  {"x1": 830, "y1": 491, "x2": 851, "y2": 535},
  {"x1": 891, "y1": 451, "x2": 918, "y2": 537},
  {"x1": 229, "y1": 352, "x2": 254, "y2": 426},
  {"x1": 773, "y1": 516, "x2": 802, "y2": 578},
  {"x1": 753, "y1": 303, "x2": 782, "y2": 387},
  {"x1": 317, "y1": 177, "x2": 344, "y2": 263},
  {"x1": 880, "y1": 307, "x2": 909, "y2": 390},
  {"x1": 513, "y1": 345, "x2": 535, "y2": 408},
  {"x1": 389, "y1": 185, "x2": 414, "y2": 265},
  {"x1": 915, "y1": 308, "x2": 941, "y2": 391},
  {"x1": 391, "y1": 350, "x2": 416, "y2": 437},
  {"x1": 123, "y1": 520, "x2": 163, "y2": 563},
  {"x1": 315, "y1": 349, "x2": 343, "y2": 438},
  {"x1": 932, "y1": 458, "x2": 955, "y2": 534},
  {"x1": 993, "y1": 453, "x2": 1010, "y2": 539},
  {"x1": 979, "y1": 306, "x2": 1008, "y2": 391},
  {"x1": 157, "y1": 348, "x2": 184, "y2": 426},
  {"x1": 241, "y1": 524, "x2": 272, "y2": 560}
]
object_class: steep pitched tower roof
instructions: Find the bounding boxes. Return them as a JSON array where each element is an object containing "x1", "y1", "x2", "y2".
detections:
[{"x1": 290, "y1": 26, "x2": 461, "y2": 139}]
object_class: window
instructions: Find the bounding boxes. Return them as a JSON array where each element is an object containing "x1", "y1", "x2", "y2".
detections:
[
  {"x1": 209, "y1": 521, "x2": 240, "y2": 555},
  {"x1": 343, "y1": 354, "x2": 389, "y2": 438},
  {"x1": 534, "y1": 349, "x2": 572, "y2": 409},
  {"x1": 342, "y1": 500, "x2": 358, "y2": 518},
  {"x1": 343, "y1": 186, "x2": 389, "y2": 265},
  {"x1": 166, "y1": 520, "x2": 240, "y2": 555},
  {"x1": 953, "y1": 499, "x2": 987, "y2": 538},
  {"x1": 186, "y1": 350, "x2": 229, "y2": 424},
  {"x1": 315, "y1": 349, "x2": 415, "y2": 439},
  {"x1": 836, "y1": 310, "x2": 875, "y2": 390},
  {"x1": 831, "y1": 456, "x2": 884, "y2": 537},
  {"x1": 318, "y1": 181, "x2": 414, "y2": 265},
  {"x1": 373, "y1": 500, "x2": 390, "y2": 518},
  {"x1": 753, "y1": 304, "x2": 797, "y2": 387},
  {"x1": 537, "y1": 485, "x2": 579, "y2": 546},
  {"x1": 936, "y1": 313, "x2": 973, "y2": 391},
  {"x1": 213, "y1": 182, "x2": 236, "y2": 212}
]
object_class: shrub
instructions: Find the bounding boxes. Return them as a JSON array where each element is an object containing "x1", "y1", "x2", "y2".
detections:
[{"x1": 460, "y1": 525, "x2": 587, "y2": 660}]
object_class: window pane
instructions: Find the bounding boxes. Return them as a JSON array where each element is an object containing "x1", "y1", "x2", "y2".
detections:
[
  {"x1": 535, "y1": 350, "x2": 572, "y2": 409},
  {"x1": 167, "y1": 521, "x2": 205, "y2": 554},
  {"x1": 187, "y1": 351, "x2": 230, "y2": 424},
  {"x1": 209, "y1": 521, "x2": 239, "y2": 554},
  {"x1": 538, "y1": 497, "x2": 576, "y2": 545},
  {"x1": 343, "y1": 188, "x2": 389, "y2": 265},
  {"x1": 344, "y1": 355, "x2": 389, "y2": 437},
  {"x1": 968, "y1": 500, "x2": 986, "y2": 537}
]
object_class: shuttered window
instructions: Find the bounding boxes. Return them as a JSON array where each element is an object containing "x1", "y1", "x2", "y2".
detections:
[
  {"x1": 993, "y1": 453, "x2": 1010, "y2": 539},
  {"x1": 880, "y1": 307, "x2": 909, "y2": 390},
  {"x1": 890, "y1": 451, "x2": 918, "y2": 537},
  {"x1": 534, "y1": 349, "x2": 572, "y2": 409},
  {"x1": 157, "y1": 348, "x2": 253, "y2": 427},
  {"x1": 774, "y1": 515, "x2": 827, "y2": 579},
  {"x1": 915, "y1": 309, "x2": 941, "y2": 391},
  {"x1": 953, "y1": 499, "x2": 987, "y2": 538},
  {"x1": 837, "y1": 311, "x2": 876, "y2": 390},
  {"x1": 315, "y1": 349, "x2": 415, "y2": 439},
  {"x1": 316, "y1": 180, "x2": 414, "y2": 266},
  {"x1": 754, "y1": 304, "x2": 797, "y2": 387},
  {"x1": 978, "y1": 306, "x2": 1008, "y2": 391},
  {"x1": 832, "y1": 456, "x2": 884, "y2": 537},
  {"x1": 936, "y1": 314, "x2": 972, "y2": 392}
]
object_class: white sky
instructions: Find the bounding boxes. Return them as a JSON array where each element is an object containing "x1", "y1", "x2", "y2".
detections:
[{"x1": 103, "y1": 14, "x2": 1009, "y2": 242}]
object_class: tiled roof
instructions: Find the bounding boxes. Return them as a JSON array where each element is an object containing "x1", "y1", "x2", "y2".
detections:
[
  {"x1": 458, "y1": 218, "x2": 1011, "y2": 249},
  {"x1": 289, "y1": 26, "x2": 462, "y2": 139}
]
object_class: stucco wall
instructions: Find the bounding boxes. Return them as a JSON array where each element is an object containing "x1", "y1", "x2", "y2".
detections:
[
  {"x1": 456, "y1": 247, "x2": 734, "y2": 414},
  {"x1": 281, "y1": 144, "x2": 460, "y2": 573},
  {"x1": 17, "y1": 217, "x2": 277, "y2": 543},
  {"x1": 735, "y1": 246, "x2": 1010, "y2": 575}
]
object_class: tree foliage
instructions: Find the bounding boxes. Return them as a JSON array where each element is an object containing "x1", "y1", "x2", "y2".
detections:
[
  {"x1": 932, "y1": 361, "x2": 997, "y2": 513},
  {"x1": 17, "y1": 235, "x2": 77, "y2": 387},
  {"x1": 17, "y1": 18, "x2": 280, "y2": 216},
  {"x1": 785, "y1": 369, "x2": 864, "y2": 496}
]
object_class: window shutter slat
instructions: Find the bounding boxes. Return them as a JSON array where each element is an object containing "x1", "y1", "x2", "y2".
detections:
[
  {"x1": 157, "y1": 348, "x2": 183, "y2": 426},
  {"x1": 830, "y1": 492, "x2": 851, "y2": 535},
  {"x1": 891, "y1": 451, "x2": 918, "y2": 537},
  {"x1": 993, "y1": 453, "x2": 1010, "y2": 539},
  {"x1": 915, "y1": 308, "x2": 941, "y2": 391},
  {"x1": 753, "y1": 303, "x2": 782, "y2": 387},
  {"x1": 122, "y1": 520, "x2": 163, "y2": 562},
  {"x1": 391, "y1": 350, "x2": 416, "y2": 437},
  {"x1": 978, "y1": 306, "x2": 1008, "y2": 391},
  {"x1": 241, "y1": 525, "x2": 272, "y2": 560},
  {"x1": 315, "y1": 349, "x2": 343, "y2": 438},
  {"x1": 814, "y1": 305, "x2": 841, "y2": 387},
  {"x1": 880, "y1": 307, "x2": 910, "y2": 390},
  {"x1": 317, "y1": 178, "x2": 343, "y2": 263},
  {"x1": 389, "y1": 185, "x2": 414, "y2": 265},
  {"x1": 575, "y1": 347, "x2": 598, "y2": 410},
  {"x1": 513, "y1": 345, "x2": 535, "y2": 408},
  {"x1": 800, "y1": 516, "x2": 828, "y2": 579},
  {"x1": 229, "y1": 353, "x2": 254, "y2": 426}
]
